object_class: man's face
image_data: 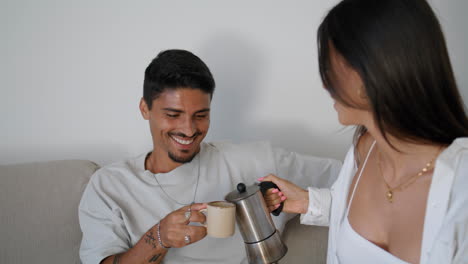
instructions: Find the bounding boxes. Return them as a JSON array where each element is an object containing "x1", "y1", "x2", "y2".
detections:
[{"x1": 140, "y1": 88, "x2": 211, "y2": 164}]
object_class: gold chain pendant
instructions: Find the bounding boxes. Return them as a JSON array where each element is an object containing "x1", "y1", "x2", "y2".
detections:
[
  {"x1": 377, "y1": 148, "x2": 441, "y2": 205},
  {"x1": 386, "y1": 190, "x2": 393, "y2": 203}
]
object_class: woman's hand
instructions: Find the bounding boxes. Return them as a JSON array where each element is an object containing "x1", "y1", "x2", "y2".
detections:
[{"x1": 259, "y1": 174, "x2": 309, "y2": 214}]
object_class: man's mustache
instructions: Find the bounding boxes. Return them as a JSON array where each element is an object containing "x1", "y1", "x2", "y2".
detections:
[{"x1": 169, "y1": 131, "x2": 202, "y2": 138}]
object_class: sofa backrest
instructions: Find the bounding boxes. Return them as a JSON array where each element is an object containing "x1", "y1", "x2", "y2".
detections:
[
  {"x1": 0, "y1": 159, "x2": 329, "y2": 264},
  {"x1": 0, "y1": 160, "x2": 99, "y2": 264}
]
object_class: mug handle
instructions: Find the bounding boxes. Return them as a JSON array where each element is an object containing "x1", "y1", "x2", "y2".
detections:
[{"x1": 259, "y1": 181, "x2": 284, "y2": 216}]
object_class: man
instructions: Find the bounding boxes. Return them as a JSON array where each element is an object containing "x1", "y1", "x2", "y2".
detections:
[{"x1": 79, "y1": 49, "x2": 341, "y2": 264}]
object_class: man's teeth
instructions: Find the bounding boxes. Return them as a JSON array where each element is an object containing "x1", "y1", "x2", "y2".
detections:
[{"x1": 172, "y1": 136, "x2": 194, "y2": 145}]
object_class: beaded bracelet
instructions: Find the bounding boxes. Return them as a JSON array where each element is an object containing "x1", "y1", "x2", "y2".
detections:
[{"x1": 157, "y1": 222, "x2": 170, "y2": 249}]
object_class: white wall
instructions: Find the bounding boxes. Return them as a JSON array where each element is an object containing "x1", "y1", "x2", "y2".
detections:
[{"x1": 1, "y1": 0, "x2": 467, "y2": 166}]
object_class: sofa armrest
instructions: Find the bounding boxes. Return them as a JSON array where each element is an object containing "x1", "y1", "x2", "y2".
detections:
[
  {"x1": 281, "y1": 214, "x2": 329, "y2": 264},
  {"x1": 0, "y1": 160, "x2": 99, "y2": 264}
]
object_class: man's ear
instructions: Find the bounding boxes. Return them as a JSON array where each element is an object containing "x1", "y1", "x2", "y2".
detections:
[{"x1": 139, "y1": 98, "x2": 150, "y2": 120}]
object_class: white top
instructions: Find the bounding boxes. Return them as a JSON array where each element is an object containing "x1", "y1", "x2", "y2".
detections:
[
  {"x1": 336, "y1": 141, "x2": 408, "y2": 264},
  {"x1": 301, "y1": 138, "x2": 468, "y2": 264},
  {"x1": 79, "y1": 141, "x2": 342, "y2": 264}
]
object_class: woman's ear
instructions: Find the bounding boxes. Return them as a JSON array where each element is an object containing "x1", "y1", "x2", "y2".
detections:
[{"x1": 357, "y1": 86, "x2": 367, "y2": 99}]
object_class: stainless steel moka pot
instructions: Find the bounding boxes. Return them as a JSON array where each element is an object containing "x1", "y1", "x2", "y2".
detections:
[{"x1": 225, "y1": 182, "x2": 288, "y2": 264}]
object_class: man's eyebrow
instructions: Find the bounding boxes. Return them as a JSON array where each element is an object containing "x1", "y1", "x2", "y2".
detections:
[
  {"x1": 161, "y1": 108, "x2": 210, "y2": 113},
  {"x1": 195, "y1": 108, "x2": 210, "y2": 113},
  {"x1": 161, "y1": 108, "x2": 183, "y2": 113}
]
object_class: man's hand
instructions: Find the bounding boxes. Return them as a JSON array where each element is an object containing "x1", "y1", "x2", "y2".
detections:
[
  {"x1": 158, "y1": 203, "x2": 207, "y2": 248},
  {"x1": 101, "y1": 203, "x2": 208, "y2": 264},
  {"x1": 259, "y1": 174, "x2": 309, "y2": 214}
]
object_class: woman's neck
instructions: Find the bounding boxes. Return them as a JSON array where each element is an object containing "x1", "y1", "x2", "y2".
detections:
[{"x1": 365, "y1": 127, "x2": 445, "y2": 184}]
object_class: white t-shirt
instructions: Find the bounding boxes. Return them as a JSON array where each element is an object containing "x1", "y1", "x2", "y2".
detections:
[
  {"x1": 79, "y1": 141, "x2": 342, "y2": 264},
  {"x1": 301, "y1": 138, "x2": 468, "y2": 264}
]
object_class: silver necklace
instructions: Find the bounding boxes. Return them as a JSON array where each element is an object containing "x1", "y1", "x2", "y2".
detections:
[{"x1": 152, "y1": 154, "x2": 201, "y2": 206}]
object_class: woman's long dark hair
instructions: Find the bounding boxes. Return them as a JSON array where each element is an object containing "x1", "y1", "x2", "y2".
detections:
[{"x1": 318, "y1": 0, "x2": 468, "y2": 147}]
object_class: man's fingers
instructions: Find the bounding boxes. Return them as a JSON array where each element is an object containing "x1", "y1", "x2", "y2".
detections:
[
  {"x1": 176, "y1": 202, "x2": 206, "y2": 213},
  {"x1": 186, "y1": 225, "x2": 207, "y2": 244},
  {"x1": 190, "y1": 203, "x2": 208, "y2": 211},
  {"x1": 160, "y1": 203, "x2": 209, "y2": 248},
  {"x1": 175, "y1": 203, "x2": 208, "y2": 223},
  {"x1": 162, "y1": 224, "x2": 204, "y2": 248},
  {"x1": 188, "y1": 210, "x2": 206, "y2": 224}
]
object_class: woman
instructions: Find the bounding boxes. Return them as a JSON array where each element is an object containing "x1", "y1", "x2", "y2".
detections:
[{"x1": 261, "y1": 0, "x2": 468, "y2": 263}]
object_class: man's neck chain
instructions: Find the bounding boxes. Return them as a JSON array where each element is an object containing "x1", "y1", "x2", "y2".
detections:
[{"x1": 152, "y1": 153, "x2": 201, "y2": 206}]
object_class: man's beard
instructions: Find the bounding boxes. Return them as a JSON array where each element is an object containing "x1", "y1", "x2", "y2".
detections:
[
  {"x1": 166, "y1": 131, "x2": 202, "y2": 163},
  {"x1": 168, "y1": 149, "x2": 197, "y2": 163}
]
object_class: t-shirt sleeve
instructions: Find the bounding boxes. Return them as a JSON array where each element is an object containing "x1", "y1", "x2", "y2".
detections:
[{"x1": 79, "y1": 172, "x2": 131, "y2": 264}]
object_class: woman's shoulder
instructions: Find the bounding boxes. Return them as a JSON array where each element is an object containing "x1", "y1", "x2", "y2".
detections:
[
  {"x1": 438, "y1": 138, "x2": 468, "y2": 167},
  {"x1": 435, "y1": 138, "x2": 468, "y2": 234}
]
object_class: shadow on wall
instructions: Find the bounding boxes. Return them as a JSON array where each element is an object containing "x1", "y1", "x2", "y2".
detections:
[{"x1": 199, "y1": 31, "x2": 349, "y2": 159}]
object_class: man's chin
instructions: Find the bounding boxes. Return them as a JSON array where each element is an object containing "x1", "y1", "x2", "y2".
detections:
[{"x1": 168, "y1": 151, "x2": 197, "y2": 164}]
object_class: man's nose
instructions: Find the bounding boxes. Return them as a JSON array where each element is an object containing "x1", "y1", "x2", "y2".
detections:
[{"x1": 178, "y1": 117, "x2": 197, "y2": 137}]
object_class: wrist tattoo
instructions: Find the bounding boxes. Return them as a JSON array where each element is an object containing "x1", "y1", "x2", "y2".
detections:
[
  {"x1": 144, "y1": 230, "x2": 158, "y2": 249},
  {"x1": 113, "y1": 254, "x2": 122, "y2": 264},
  {"x1": 148, "y1": 254, "x2": 161, "y2": 262}
]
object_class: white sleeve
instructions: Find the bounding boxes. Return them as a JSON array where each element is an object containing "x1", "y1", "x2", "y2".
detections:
[
  {"x1": 300, "y1": 187, "x2": 332, "y2": 226},
  {"x1": 79, "y1": 173, "x2": 130, "y2": 264}
]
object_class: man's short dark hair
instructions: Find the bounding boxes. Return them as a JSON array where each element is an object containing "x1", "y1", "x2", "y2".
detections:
[{"x1": 143, "y1": 49, "x2": 215, "y2": 109}]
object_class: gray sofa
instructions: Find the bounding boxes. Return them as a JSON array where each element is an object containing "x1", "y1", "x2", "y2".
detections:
[{"x1": 0, "y1": 160, "x2": 328, "y2": 264}]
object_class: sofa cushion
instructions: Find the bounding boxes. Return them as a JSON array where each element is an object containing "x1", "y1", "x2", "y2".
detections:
[
  {"x1": 282, "y1": 214, "x2": 329, "y2": 263},
  {"x1": 0, "y1": 160, "x2": 99, "y2": 264}
]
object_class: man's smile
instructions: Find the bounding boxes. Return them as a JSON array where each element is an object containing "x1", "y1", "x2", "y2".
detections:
[
  {"x1": 169, "y1": 132, "x2": 203, "y2": 148},
  {"x1": 170, "y1": 135, "x2": 195, "y2": 145}
]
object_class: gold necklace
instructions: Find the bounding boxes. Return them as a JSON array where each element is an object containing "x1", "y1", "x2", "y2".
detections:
[{"x1": 377, "y1": 152, "x2": 434, "y2": 203}]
